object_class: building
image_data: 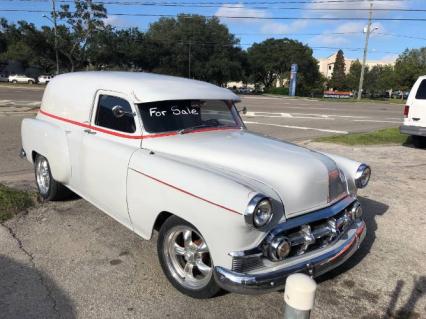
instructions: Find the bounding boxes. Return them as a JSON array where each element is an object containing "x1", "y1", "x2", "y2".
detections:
[{"x1": 318, "y1": 52, "x2": 396, "y2": 78}]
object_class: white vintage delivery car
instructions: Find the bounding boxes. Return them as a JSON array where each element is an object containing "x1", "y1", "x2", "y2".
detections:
[{"x1": 21, "y1": 72, "x2": 370, "y2": 298}]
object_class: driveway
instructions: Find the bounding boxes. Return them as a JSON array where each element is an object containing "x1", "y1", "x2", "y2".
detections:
[{"x1": 1, "y1": 142, "x2": 425, "y2": 319}]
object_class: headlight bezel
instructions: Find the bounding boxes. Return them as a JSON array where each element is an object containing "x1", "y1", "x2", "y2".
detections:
[
  {"x1": 245, "y1": 194, "x2": 274, "y2": 229},
  {"x1": 355, "y1": 164, "x2": 371, "y2": 189}
]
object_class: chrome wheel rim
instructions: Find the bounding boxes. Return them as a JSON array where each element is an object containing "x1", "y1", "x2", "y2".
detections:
[
  {"x1": 36, "y1": 157, "x2": 50, "y2": 195},
  {"x1": 164, "y1": 226, "x2": 212, "y2": 289}
]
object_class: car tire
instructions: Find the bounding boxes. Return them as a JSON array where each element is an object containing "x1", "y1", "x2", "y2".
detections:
[
  {"x1": 412, "y1": 135, "x2": 426, "y2": 148},
  {"x1": 12, "y1": 80, "x2": 17, "y2": 84},
  {"x1": 34, "y1": 154, "x2": 71, "y2": 201},
  {"x1": 28, "y1": 80, "x2": 34, "y2": 84},
  {"x1": 157, "y1": 215, "x2": 221, "y2": 299}
]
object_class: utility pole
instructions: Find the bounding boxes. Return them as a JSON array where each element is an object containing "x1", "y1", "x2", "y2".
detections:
[
  {"x1": 357, "y1": 2, "x2": 373, "y2": 100},
  {"x1": 44, "y1": 1, "x2": 61, "y2": 74},
  {"x1": 52, "y1": 0, "x2": 59, "y2": 75},
  {"x1": 188, "y1": 42, "x2": 191, "y2": 78}
]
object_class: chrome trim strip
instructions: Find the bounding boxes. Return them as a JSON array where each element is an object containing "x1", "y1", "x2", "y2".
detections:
[{"x1": 214, "y1": 220, "x2": 366, "y2": 294}]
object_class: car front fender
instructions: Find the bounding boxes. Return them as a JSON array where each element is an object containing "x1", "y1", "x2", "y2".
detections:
[{"x1": 126, "y1": 148, "x2": 271, "y2": 268}]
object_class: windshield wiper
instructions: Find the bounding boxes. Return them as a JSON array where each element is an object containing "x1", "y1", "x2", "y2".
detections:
[{"x1": 177, "y1": 123, "x2": 219, "y2": 135}]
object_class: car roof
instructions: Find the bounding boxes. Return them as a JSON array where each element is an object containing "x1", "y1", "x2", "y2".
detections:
[
  {"x1": 40, "y1": 71, "x2": 240, "y2": 122},
  {"x1": 50, "y1": 71, "x2": 239, "y2": 103}
]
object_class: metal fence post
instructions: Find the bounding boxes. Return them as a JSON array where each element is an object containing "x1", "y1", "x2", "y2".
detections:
[{"x1": 284, "y1": 274, "x2": 317, "y2": 319}]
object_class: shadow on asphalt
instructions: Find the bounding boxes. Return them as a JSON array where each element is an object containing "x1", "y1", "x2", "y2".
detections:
[
  {"x1": 0, "y1": 256, "x2": 76, "y2": 319},
  {"x1": 384, "y1": 277, "x2": 425, "y2": 319},
  {"x1": 317, "y1": 196, "x2": 389, "y2": 282}
]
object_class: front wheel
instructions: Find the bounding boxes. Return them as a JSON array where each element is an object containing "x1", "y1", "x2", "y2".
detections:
[
  {"x1": 157, "y1": 216, "x2": 221, "y2": 299},
  {"x1": 34, "y1": 154, "x2": 70, "y2": 200}
]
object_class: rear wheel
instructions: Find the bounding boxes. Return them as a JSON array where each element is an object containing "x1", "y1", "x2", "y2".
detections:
[
  {"x1": 34, "y1": 154, "x2": 70, "y2": 200},
  {"x1": 28, "y1": 80, "x2": 34, "y2": 85},
  {"x1": 157, "y1": 216, "x2": 221, "y2": 299},
  {"x1": 412, "y1": 135, "x2": 426, "y2": 148},
  {"x1": 12, "y1": 80, "x2": 17, "y2": 84}
]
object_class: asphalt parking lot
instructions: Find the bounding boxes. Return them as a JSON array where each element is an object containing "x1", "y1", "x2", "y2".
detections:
[{"x1": 0, "y1": 85, "x2": 424, "y2": 319}]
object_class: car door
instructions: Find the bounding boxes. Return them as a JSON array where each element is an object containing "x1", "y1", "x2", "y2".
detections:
[
  {"x1": 410, "y1": 79, "x2": 426, "y2": 127},
  {"x1": 80, "y1": 91, "x2": 142, "y2": 230}
]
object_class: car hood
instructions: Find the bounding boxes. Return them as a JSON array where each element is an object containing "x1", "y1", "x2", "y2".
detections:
[{"x1": 141, "y1": 129, "x2": 348, "y2": 218}]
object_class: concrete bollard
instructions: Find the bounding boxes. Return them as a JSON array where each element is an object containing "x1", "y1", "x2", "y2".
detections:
[{"x1": 283, "y1": 274, "x2": 317, "y2": 319}]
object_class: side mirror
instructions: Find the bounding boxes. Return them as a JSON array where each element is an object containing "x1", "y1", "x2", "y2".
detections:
[
  {"x1": 112, "y1": 105, "x2": 135, "y2": 118},
  {"x1": 238, "y1": 106, "x2": 247, "y2": 115}
]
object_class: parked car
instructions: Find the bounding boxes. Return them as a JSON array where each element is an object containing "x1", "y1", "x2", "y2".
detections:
[
  {"x1": 20, "y1": 72, "x2": 370, "y2": 298},
  {"x1": 391, "y1": 90, "x2": 409, "y2": 100},
  {"x1": 9, "y1": 74, "x2": 36, "y2": 84},
  {"x1": 38, "y1": 75, "x2": 54, "y2": 84},
  {"x1": 400, "y1": 76, "x2": 426, "y2": 148},
  {"x1": 0, "y1": 74, "x2": 9, "y2": 82}
]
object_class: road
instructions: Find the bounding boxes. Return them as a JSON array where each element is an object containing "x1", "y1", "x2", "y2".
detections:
[
  {"x1": 1, "y1": 85, "x2": 424, "y2": 319},
  {"x1": 0, "y1": 85, "x2": 403, "y2": 141}
]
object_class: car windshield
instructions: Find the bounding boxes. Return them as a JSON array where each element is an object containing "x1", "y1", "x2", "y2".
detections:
[{"x1": 138, "y1": 100, "x2": 242, "y2": 134}]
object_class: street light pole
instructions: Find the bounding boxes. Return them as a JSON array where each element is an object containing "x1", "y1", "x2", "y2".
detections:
[
  {"x1": 357, "y1": 2, "x2": 373, "y2": 100},
  {"x1": 44, "y1": 0, "x2": 59, "y2": 74}
]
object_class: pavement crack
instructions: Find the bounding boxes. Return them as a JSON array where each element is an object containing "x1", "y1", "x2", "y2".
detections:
[{"x1": 1, "y1": 222, "x2": 60, "y2": 319}]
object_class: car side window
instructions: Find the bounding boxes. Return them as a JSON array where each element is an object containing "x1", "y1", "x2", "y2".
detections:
[
  {"x1": 95, "y1": 95, "x2": 136, "y2": 133},
  {"x1": 415, "y1": 80, "x2": 426, "y2": 100}
]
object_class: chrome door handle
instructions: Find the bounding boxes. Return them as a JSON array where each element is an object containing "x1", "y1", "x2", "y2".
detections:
[
  {"x1": 84, "y1": 129, "x2": 97, "y2": 135},
  {"x1": 412, "y1": 117, "x2": 421, "y2": 121}
]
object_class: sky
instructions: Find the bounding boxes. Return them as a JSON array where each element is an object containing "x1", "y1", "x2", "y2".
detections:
[{"x1": 1, "y1": 0, "x2": 426, "y2": 62}]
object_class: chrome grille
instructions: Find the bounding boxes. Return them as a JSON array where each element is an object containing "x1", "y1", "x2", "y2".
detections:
[
  {"x1": 232, "y1": 255, "x2": 264, "y2": 273},
  {"x1": 268, "y1": 203, "x2": 356, "y2": 258}
]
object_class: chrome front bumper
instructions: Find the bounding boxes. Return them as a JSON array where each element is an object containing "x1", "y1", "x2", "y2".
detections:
[{"x1": 214, "y1": 220, "x2": 366, "y2": 294}]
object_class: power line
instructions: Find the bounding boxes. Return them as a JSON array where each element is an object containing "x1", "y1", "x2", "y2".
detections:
[
  {"x1": 0, "y1": 0, "x2": 414, "y2": 3},
  {"x1": 1, "y1": 0, "x2": 422, "y2": 11},
  {"x1": 2, "y1": 9, "x2": 426, "y2": 21}
]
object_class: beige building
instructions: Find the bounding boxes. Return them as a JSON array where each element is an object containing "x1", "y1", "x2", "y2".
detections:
[{"x1": 318, "y1": 52, "x2": 395, "y2": 78}]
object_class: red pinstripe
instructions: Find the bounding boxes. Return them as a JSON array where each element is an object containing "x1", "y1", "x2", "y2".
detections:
[
  {"x1": 39, "y1": 109, "x2": 239, "y2": 139},
  {"x1": 131, "y1": 168, "x2": 242, "y2": 215}
]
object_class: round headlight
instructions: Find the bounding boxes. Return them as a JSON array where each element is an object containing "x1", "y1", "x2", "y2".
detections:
[
  {"x1": 245, "y1": 195, "x2": 274, "y2": 228},
  {"x1": 355, "y1": 164, "x2": 371, "y2": 188},
  {"x1": 253, "y1": 199, "x2": 273, "y2": 227}
]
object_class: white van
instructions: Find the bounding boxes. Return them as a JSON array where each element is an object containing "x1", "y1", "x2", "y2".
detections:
[{"x1": 400, "y1": 76, "x2": 426, "y2": 147}]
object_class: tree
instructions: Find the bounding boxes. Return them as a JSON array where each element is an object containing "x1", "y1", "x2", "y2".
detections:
[
  {"x1": 0, "y1": 20, "x2": 58, "y2": 73},
  {"x1": 145, "y1": 15, "x2": 244, "y2": 85},
  {"x1": 394, "y1": 48, "x2": 426, "y2": 91},
  {"x1": 247, "y1": 38, "x2": 322, "y2": 94},
  {"x1": 366, "y1": 65, "x2": 396, "y2": 95},
  {"x1": 329, "y1": 49, "x2": 346, "y2": 90},
  {"x1": 346, "y1": 60, "x2": 363, "y2": 91},
  {"x1": 58, "y1": 0, "x2": 107, "y2": 71}
]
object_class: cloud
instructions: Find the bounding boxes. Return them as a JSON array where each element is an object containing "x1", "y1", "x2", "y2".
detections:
[
  {"x1": 215, "y1": 4, "x2": 266, "y2": 23},
  {"x1": 310, "y1": 21, "x2": 385, "y2": 46},
  {"x1": 311, "y1": 34, "x2": 350, "y2": 46},
  {"x1": 215, "y1": 4, "x2": 309, "y2": 35},
  {"x1": 103, "y1": 15, "x2": 136, "y2": 28},
  {"x1": 260, "y1": 20, "x2": 308, "y2": 34},
  {"x1": 306, "y1": 0, "x2": 408, "y2": 18}
]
